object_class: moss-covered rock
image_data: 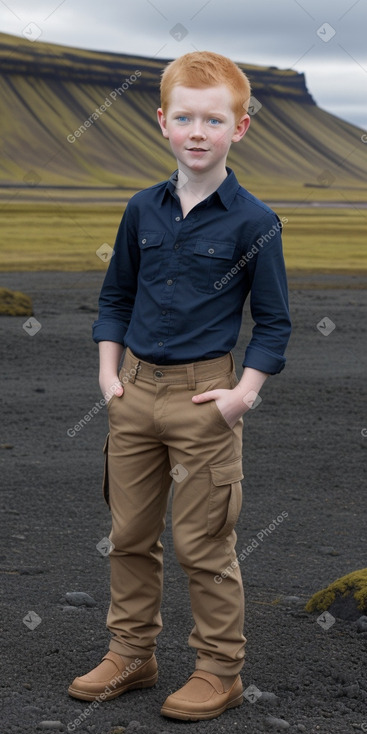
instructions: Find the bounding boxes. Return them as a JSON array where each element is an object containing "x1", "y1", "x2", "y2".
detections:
[
  {"x1": 305, "y1": 568, "x2": 367, "y2": 621},
  {"x1": 0, "y1": 288, "x2": 33, "y2": 316}
]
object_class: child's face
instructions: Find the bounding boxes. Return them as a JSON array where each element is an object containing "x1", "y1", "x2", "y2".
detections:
[{"x1": 157, "y1": 84, "x2": 250, "y2": 176}]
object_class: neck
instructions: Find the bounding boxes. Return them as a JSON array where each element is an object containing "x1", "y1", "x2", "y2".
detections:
[{"x1": 176, "y1": 164, "x2": 228, "y2": 201}]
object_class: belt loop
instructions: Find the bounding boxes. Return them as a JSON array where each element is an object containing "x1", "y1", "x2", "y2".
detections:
[
  {"x1": 186, "y1": 362, "x2": 196, "y2": 390},
  {"x1": 130, "y1": 360, "x2": 140, "y2": 384}
]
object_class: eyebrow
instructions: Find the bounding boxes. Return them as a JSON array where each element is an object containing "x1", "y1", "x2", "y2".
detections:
[{"x1": 172, "y1": 110, "x2": 227, "y2": 117}]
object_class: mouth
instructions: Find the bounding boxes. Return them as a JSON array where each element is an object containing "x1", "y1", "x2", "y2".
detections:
[{"x1": 187, "y1": 147, "x2": 208, "y2": 152}]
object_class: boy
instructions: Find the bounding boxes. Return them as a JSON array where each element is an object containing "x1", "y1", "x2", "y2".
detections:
[{"x1": 68, "y1": 50, "x2": 291, "y2": 721}]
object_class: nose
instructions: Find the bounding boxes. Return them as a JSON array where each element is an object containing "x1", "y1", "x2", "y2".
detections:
[{"x1": 189, "y1": 120, "x2": 207, "y2": 140}]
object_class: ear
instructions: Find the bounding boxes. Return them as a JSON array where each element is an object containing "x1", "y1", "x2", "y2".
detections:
[
  {"x1": 231, "y1": 114, "x2": 251, "y2": 143},
  {"x1": 157, "y1": 108, "x2": 170, "y2": 139}
]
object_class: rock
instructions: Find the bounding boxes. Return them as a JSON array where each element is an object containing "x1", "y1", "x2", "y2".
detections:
[
  {"x1": 124, "y1": 723, "x2": 143, "y2": 733},
  {"x1": 264, "y1": 715, "x2": 290, "y2": 730},
  {"x1": 0, "y1": 287, "x2": 33, "y2": 316},
  {"x1": 20, "y1": 568, "x2": 46, "y2": 575},
  {"x1": 356, "y1": 615, "x2": 367, "y2": 632},
  {"x1": 280, "y1": 595, "x2": 302, "y2": 605},
  {"x1": 331, "y1": 668, "x2": 353, "y2": 684},
  {"x1": 37, "y1": 722, "x2": 64, "y2": 731},
  {"x1": 296, "y1": 726, "x2": 306, "y2": 732},
  {"x1": 22, "y1": 682, "x2": 32, "y2": 689},
  {"x1": 109, "y1": 728, "x2": 126, "y2": 734},
  {"x1": 328, "y1": 594, "x2": 362, "y2": 621},
  {"x1": 337, "y1": 683, "x2": 360, "y2": 698},
  {"x1": 319, "y1": 546, "x2": 340, "y2": 556},
  {"x1": 64, "y1": 591, "x2": 97, "y2": 607},
  {"x1": 259, "y1": 691, "x2": 279, "y2": 705},
  {"x1": 305, "y1": 569, "x2": 367, "y2": 620}
]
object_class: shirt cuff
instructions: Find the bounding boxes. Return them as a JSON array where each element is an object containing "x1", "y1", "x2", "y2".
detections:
[
  {"x1": 243, "y1": 345, "x2": 286, "y2": 375},
  {"x1": 92, "y1": 319, "x2": 126, "y2": 344}
]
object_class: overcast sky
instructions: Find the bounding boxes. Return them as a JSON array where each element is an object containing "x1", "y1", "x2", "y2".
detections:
[{"x1": 0, "y1": 0, "x2": 366, "y2": 128}]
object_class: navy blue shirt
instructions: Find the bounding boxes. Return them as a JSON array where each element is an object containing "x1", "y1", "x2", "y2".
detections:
[{"x1": 92, "y1": 167, "x2": 291, "y2": 374}]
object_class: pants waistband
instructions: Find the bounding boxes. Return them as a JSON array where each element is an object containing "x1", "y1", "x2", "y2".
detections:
[{"x1": 121, "y1": 348, "x2": 235, "y2": 389}]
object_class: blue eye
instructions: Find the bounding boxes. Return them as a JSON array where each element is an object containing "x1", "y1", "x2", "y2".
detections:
[
  {"x1": 176, "y1": 116, "x2": 188, "y2": 122},
  {"x1": 209, "y1": 118, "x2": 221, "y2": 125}
]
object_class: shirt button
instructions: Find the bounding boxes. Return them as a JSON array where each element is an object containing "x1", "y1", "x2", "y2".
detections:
[
  {"x1": 155, "y1": 369, "x2": 164, "y2": 377},
  {"x1": 161, "y1": 310, "x2": 167, "y2": 315},
  {"x1": 141, "y1": 238, "x2": 147, "y2": 244},
  {"x1": 208, "y1": 248, "x2": 215, "y2": 254},
  {"x1": 158, "y1": 342, "x2": 163, "y2": 347},
  {"x1": 166, "y1": 279, "x2": 173, "y2": 285},
  {"x1": 174, "y1": 243, "x2": 180, "y2": 249},
  {"x1": 175, "y1": 216, "x2": 181, "y2": 221}
]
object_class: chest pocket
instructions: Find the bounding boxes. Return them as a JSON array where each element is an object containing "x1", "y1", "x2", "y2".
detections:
[
  {"x1": 192, "y1": 240, "x2": 237, "y2": 293},
  {"x1": 138, "y1": 231, "x2": 165, "y2": 281}
]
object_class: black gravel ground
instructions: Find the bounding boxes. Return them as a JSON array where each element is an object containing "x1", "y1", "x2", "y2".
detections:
[{"x1": 1, "y1": 271, "x2": 367, "y2": 734}]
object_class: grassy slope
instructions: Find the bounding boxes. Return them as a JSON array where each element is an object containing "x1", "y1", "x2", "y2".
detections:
[{"x1": 1, "y1": 32, "x2": 366, "y2": 200}]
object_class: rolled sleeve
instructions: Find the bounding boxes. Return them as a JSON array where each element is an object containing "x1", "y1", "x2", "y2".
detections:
[
  {"x1": 92, "y1": 202, "x2": 140, "y2": 344},
  {"x1": 243, "y1": 215, "x2": 291, "y2": 375}
]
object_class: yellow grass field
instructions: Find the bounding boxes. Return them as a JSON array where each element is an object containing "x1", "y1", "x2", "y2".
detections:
[{"x1": 0, "y1": 202, "x2": 366, "y2": 273}]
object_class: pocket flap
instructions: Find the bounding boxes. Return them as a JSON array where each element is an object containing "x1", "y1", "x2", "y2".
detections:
[
  {"x1": 210, "y1": 457, "x2": 244, "y2": 486},
  {"x1": 139, "y1": 231, "x2": 165, "y2": 249},
  {"x1": 194, "y1": 240, "x2": 236, "y2": 260}
]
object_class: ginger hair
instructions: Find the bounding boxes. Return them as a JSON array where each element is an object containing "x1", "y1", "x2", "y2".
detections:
[{"x1": 160, "y1": 51, "x2": 251, "y2": 123}]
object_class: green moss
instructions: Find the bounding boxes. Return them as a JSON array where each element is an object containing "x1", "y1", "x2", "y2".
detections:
[
  {"x1": 0, "y1": 288, "x2": 33, "y2": 316},
  {"x1": 305, "y1": 568, "x2": 367, "y2": 613}
]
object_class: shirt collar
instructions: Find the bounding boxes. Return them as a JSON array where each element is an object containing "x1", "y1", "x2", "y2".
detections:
[{"x1": 159, "y1": 166, "x2": 239, "y2": 211}]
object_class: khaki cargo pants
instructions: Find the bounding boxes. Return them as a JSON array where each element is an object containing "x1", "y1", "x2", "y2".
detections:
[{"x1": 103, "y1": 347, "x2": 246, "y2": 676}]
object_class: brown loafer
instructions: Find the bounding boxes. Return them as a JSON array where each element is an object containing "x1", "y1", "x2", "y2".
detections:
[
  {"x1": 160, "y1": 669, "x2": 243, "y2": 721},
  {"x1": 68, "y1": 651, "x2": 158, "y2": 701}
]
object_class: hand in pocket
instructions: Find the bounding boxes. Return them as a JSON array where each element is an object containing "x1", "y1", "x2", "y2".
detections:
[{"x1": 100, "y1": 376, "x2": 124, "y2": 404}]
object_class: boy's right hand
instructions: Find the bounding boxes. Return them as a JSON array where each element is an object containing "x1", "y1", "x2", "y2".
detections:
[
  {"x1": 100, "y1": 375, "x2": 124, "y2": 404},
  {"x1": 98, "y1": 342, "x2": 124, "y2": 403}
]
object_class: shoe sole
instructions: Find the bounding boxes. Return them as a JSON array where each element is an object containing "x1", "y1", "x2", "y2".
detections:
[
  {"x1": 68, "y1": 670, "x2": 158, "y2": 701},
  {"x1": 160, "y1": 692, "x2": 243, "y2": 721}
]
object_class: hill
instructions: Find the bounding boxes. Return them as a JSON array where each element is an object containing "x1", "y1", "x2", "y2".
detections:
[{"x1": 1, "y1": 31, "x2": 366, "y2": 201}]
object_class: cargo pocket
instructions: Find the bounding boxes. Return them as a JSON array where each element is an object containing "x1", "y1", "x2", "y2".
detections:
[
  {"x1": 102, "y1": 432, "x2": 110, "y2": 509},
  {"x1": 207, "y1": 458, "x2": 243, "y2": 539}
]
